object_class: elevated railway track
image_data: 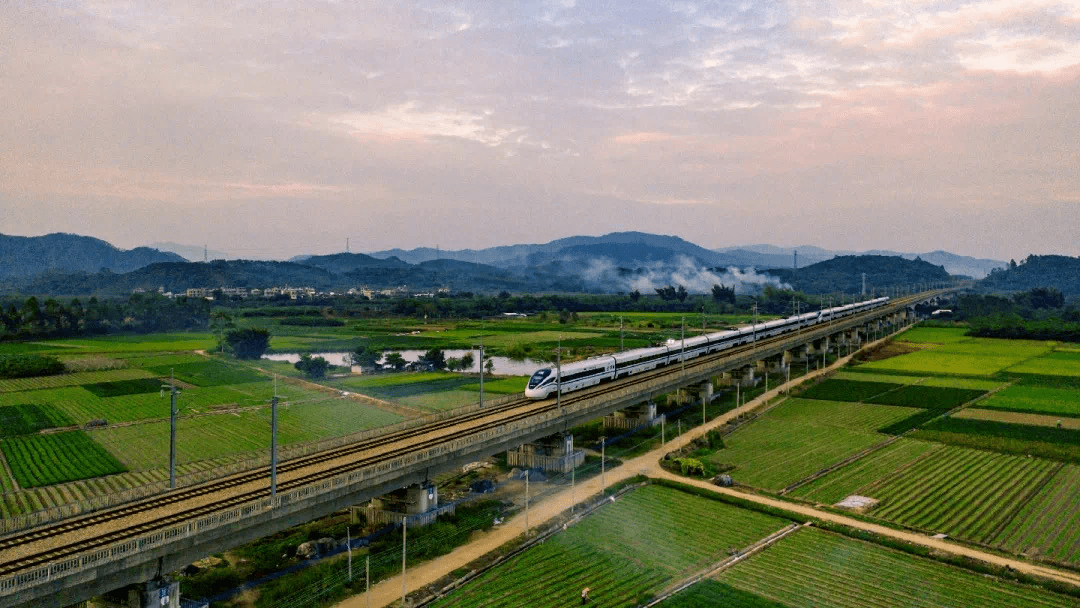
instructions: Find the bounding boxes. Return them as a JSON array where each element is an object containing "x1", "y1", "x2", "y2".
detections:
[{"x1": 0, "y1": 291, "x2": 947, "y2": 607}]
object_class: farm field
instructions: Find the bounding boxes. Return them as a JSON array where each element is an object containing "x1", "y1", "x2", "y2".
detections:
[
  {"x1": 92, "y1": 397, "x2": 403, "y2": 471},
  {"x1": 832, "y1": 370, "x2": 1004, "y2": 390},
  {"x1": 893, "y1": 326, "x2": 973, "y2": 344},
  {"x1": 1006, "y1": 351, "x2": 1080, "y2": 377},
  {"x1": 704, "y1": 527, "x2": 1077, "y2": 608},
  {"x1": 0, "y1": 431, "x2": 126, "y2": 488},
  {"x1": 706, "y1": 399, "x2": 917, "y2": 491},
  {"x1": 954, "y1": 408, "x2": 1080, "y2": 430},
  {"x1": 789, "y1": 439, "x2": 942, "y2": 504},
  {"x1": 864, "y1": 445, "x2": 1061, "y2": 543},
  {"x1": 858, "y1": 337, "x2": 1052, "y2": 376},
  {"x1": 977, "y1": 385, "x2": 1080, "y2": 418},
  {"x1": 993, "y1": 464, "x2": 1080, "y2": 564},
  {"x1": 430, "y1": 484, "x2": 789, "y2": 608}
]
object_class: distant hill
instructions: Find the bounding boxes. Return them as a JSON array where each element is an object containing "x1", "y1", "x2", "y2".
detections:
[
  {"x1": 766, "y1": 255, "x2": 953, "y2": 294},
  {"x1": 147, "y1": 242, "x2": 231, "y2": 262},
  {"x1": 0, "y1": 233, "x2": 184, "y2": 280},
  {"x1": 716, "y1": 245, "x2": 1004, "y2": 278},
  {"x1": 978, "y1": 255, "x2": 1080, "y2": 296}
]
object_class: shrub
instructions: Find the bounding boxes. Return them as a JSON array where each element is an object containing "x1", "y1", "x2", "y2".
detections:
[{"x1": 0, "y1": 354, "x2": 65, "y2": 379}]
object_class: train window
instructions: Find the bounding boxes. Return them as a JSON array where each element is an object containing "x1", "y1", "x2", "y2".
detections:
[{"x1": 528, "y1": 369, "x2": 551, "y2": 388}]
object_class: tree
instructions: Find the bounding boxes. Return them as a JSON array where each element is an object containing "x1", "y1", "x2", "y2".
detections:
[
  {"x1": 446, "y1": 357, "x2": 461, "y2": 372},
  {"x1": 711, "y1": 283, "x2": 735, "y2": 305},
  {"x1": 225, "y1": 328, "x2": 271, "y2": 359},
  {"x1": 211, "y1": 311, "x2": 235, "y2": 354},
  {"x1": 460, "y1": 352, "x2": 475, "y2": 372},
  {"x1": 420, "y1": 348, "x2": 447, "y2": 371},
  {"x1": 349, "y1": 345, "x2": 382, "y2": 369},
  {"x1": 294, "y1": 353, "x2": 330, "y2": 379},
  {"x1": 384, "y1": 352, "x2": 407, "y2": 371},
  {"x1": 629, "y1": 290, "x2": 641, "y2": 302},
  {"x1": 484, "y1": 357, "x2": 495, "y2": 375}
]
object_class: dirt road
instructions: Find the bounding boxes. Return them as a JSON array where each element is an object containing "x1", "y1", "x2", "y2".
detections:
[{"x1": 336, "y1": 347, "x2": 1080, "y2": 608}]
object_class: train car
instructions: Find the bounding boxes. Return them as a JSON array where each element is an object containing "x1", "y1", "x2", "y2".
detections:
[
  {"x1": 524, "y1": 296, "x2": 892, "y2": 400},
  {"x1": 612, "y1": 345, "x2": 671, "y2": 379},
  {"x1": 524, "y1": 356, "x2": 616, "y2": 399}
]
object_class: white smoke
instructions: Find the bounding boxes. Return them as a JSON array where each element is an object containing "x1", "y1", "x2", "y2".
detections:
[{"x1": 568, "y1": 255, "x2": 791, "y2": 295}]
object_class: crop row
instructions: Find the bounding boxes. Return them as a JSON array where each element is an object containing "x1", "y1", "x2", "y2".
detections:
[
  {"x1": 911, "y1": 417, "x2": 1080, "y2": 464},
  {"x1": 979, "y1": 385, "x2": 1080, "y2": 418},
  {"x1": 0, "y1": 368, "x2": 156, "y2": 393},
  {"x1": 0, "y1": 403, "x2": 74, "y2": 438},
  {"x1": 869, "y1": 446, "x2": 1059, "y2": 543},
  {"x1": 993, "y1": 464, "x2": 1080, "y2": 564},
  {"x1": 799, "y1": 379, "x2": 903, "y2": 402},
  {"x1": 147, "y1": 360, "x2": 267, "y2": 387},
  {"x1": 715, "y1": 527, "x2": 1075, "y2": 608},
  {"x1": 433, "y1": 485, "x2": 788, "y2": 608},
  {"x1": 790, "y1": 439, "x2": 941, "y2": 504},
  {"x1": 1, "y1": 432, "x2": 126, "y2": 488},
  {"x1": 865, "y1": 385, "x2": 987, "y2": 409}
]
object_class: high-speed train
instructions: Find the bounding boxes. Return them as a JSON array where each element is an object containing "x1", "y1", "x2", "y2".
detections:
[{"x1": 524, "y1": 296, "x2": 890, "y2": 399}]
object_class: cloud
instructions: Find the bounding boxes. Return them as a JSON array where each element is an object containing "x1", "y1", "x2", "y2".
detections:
[{"x1": 1, "y1": 0, "x2": 1078, "y2": 260}]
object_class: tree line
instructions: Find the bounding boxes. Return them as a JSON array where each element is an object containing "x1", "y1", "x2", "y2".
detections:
[{"x1": 0, "y1": 293, "x2": 211, "y2": 340}]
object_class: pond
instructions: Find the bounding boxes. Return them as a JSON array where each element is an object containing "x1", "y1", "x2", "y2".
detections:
[{"x1": 263, "y1": 349, "x2": 545, "y2": 376}]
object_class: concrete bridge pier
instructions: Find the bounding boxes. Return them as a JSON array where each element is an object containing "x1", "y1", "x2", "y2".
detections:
[
  {"x1": 740, "y1": 365, "x2": 756, "y2": 387},
  {"x1": 506, "y1": 433, "x2": 583, "y2": 473},
  {"x1": 101, "y1": 579, "x2": 180, "y2": 608}
]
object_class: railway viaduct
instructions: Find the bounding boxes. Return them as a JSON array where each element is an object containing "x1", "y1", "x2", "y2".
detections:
[{"x1": 0, "y1": 290, "x2": 953, "y2": 608}]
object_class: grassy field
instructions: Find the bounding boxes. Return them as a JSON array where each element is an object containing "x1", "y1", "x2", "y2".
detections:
[
  {"x1": 798, "y1": 379, "x2": 904, "y2": 403},
  {"x1": 93, "y1": 398, "x2": 404, "y2": 471},
  {"x1": 993, "y1": 464, "x2": 1080, "y2": 564},
  {"x1": 894, "y1": 326, "x2": 974, "y2": 344},
  {"x1": 977, "y1": 385, "x2": 1080, "y2": 418},
  {"x1": 1, "y1": 431, "x2": 127, "y2": 488},
  {"x1": 1006, "y1": 351, "x2": 1080, "y2": 377},
  {"x1": 859, "y1": 338, "x2": 1052, "y2": 377},
  {"x1": 832, "y1": 370, "x2": 1005, "y2": 390},
  {"x1": 954, "y1": 408, "x2": 1080, "y2": 430},
  {"x1": 789, "y1": 439, "x2": 942, "y2": 505},
  {"x1": 705, "y1": 527, "x2": 1076, "y2": 608},
  {"x1": 865, "y1": 385, "x2": 987, "y2": 409},
  {"x1": 431, "y1": 484, "x2": 788, "y2": 608},
  {"x1": 707, "y1": 399, "x2": 916, "y2": 491},
  {"x1": 865, "y1": 445, "x2": 1060, "y2": 543}
]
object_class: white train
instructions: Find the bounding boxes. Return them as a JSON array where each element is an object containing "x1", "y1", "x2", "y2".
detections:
[{"x1": 524, "y1": 296, "x2": 890, "y2": 399}]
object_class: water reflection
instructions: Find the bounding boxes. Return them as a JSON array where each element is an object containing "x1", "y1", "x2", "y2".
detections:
[{"x1": 263, "y1": 349, "x2": 543, "y2": 376}]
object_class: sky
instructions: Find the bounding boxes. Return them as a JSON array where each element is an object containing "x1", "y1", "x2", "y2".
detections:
[{"x1": 2, "y1": 1, "x2": 1079, "y2": 261}]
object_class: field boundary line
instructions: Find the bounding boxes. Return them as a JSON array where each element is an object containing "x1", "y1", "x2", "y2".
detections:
[
  {"x1": 779, "y1": 436, "x2": 901, "y2": 495},
  {"x1": 0, "y1": 450, "x2": 19, "y2": 493},
  {"x1": 643, "y1": 522, "x2": 806, "y2": 606}
]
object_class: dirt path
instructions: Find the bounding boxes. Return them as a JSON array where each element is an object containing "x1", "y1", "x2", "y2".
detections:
[{"x1": 336, "y1": 340, "x2": 1080, "y2": 608}]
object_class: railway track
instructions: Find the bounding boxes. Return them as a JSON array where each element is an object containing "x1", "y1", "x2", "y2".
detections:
[{"x1": 0, "y1": 294, "x2": 933, "y2": 581}]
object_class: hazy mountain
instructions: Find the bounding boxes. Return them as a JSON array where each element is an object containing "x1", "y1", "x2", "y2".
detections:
[
  {"x1": 0, "y1": 233, "x2": 184, "y2": 280},
  {"x1": 978, "y1": 255, "x2": 1080, "y2": 296},
  {"x1": 148, "y1": 242, "x2": 231, "y2": 262},
  {"x1": 766, "y1": 255, "x2": 952, "y2": 294},
  {"x1": 716, "y1": 245, "x2": 1004, "y2": 278}
]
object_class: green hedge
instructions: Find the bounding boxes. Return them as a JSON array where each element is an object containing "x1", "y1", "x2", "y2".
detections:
[{"x1": 0, "y1": 354, "x2": 65, "y2": 379}]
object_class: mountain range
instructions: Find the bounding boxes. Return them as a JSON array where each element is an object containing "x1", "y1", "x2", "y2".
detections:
[{"x1": 1, "y1": 231, "x2": 1014, "y2": 297}]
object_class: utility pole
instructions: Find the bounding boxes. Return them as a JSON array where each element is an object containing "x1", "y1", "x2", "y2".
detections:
[
  {"x1": 271, "y1": 375, "x2": 278, "y2": 500},
  {"x1": 402, "y1": 518, "x2": 407, "y2": 607},
  {"x1": 347, "y1": 527, "x2": 352, "y2": 581},
  {"x1": 619, "y1": 316, "x2": 624, "y2": 351},
  {"x1": 680, "y1": 317, "x2": 686, "y2": 376},
  {"x1": 164, "y1": 370, "x2": 180, "y2": 489},
  {"x1": 477, "y1": 336, "x2": 484, "y2": 408},
  {"x1": 556, "y1": 336, "x2": 562, "y2": 412},
  {"x1": 525, "y1": 470, "x2": 530, "y2": 533}
]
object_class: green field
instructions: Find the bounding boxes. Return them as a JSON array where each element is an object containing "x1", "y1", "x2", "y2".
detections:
[
  {"x1": 0, "y1": 403, "x2": 75, "y2": 437},
  {"x1": 0, "y1": 368, "x2": 159, "y2": 393},
  {"x1": 993, "y1": 464, "x2": 1080, "y2": 564},
  {"x1": 866, "y1": 445, "x2": 1060, "y2": 543},
  {"x1": 894, "y1": 327, "x2": 973, "y2": 344},
  {"x1": 798, "y1": 380, "x2": 903, "y2": 403},
  {"x1": 978, "y1": 385, "x2": 1080, "y2": 418},
  {"x1": 860, "y1": 338, "x2": 1052, "y2": 377},
  {"x1": 93, "y1": 398, "x2": 403, "y2": 471},
  {"x1": 431, "y1": 484, "x2": 788, "y2": 608},
  {"x1": 865, "y1": 385, "x2": 987, "y2": 409},
  {"x1": 705, "y1": 527, "x2": 1076, "y2": 608},
  {"x1": 707, "y1": 399, "x2": 917, "y2": 491},
  {"x1": 1006, "y1": 351, "x2": 1080, "y2": 377},
  {"x1": 1, "y1": 432, "x2": 127, "y2": 488},
  {"x1": 790, "y1": 439, "x2": 942, "y2": 504},
  {"x1": 833, "y1": 370, "x2": 1005, "y2": 390}
]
